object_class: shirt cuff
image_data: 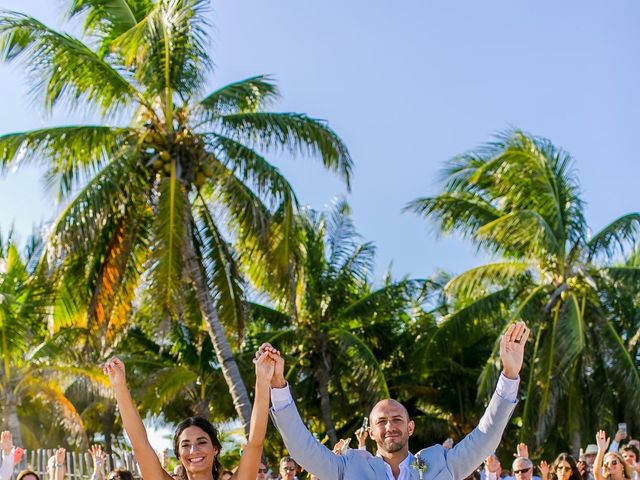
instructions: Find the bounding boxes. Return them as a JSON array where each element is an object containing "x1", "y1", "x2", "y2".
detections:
[
  {"x1": 358, "y1": 445, "x2": 367, "y2": 451},
  {"x1": 495, "y1": 372, "x2": 519, "y2": 403},
  {"x1": 270, "y1": 383, "x2": 293, "y2": 412}
]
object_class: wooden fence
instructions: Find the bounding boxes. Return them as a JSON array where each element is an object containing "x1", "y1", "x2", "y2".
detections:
[{"x1": 14, "y1": 449, "x2": 140, "y2": 479}]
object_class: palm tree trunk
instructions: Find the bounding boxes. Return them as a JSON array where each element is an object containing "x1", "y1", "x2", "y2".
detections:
[
  {"x1": 183, "y1": 222, "x2": 252, "y2": 434},
  {"x1": 103, "y1": 401, "x2": 115, "y2": 455},
  {"x1": 314, "y1": 343, "x2": 338, "y2": 445}
]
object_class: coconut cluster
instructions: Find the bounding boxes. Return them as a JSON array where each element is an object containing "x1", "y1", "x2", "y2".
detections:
[{"x1": 142, "y1": 125, "x2": 213, "y2": 188}]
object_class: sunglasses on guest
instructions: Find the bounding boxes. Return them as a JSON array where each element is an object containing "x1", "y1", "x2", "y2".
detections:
[
  {"x1": 514, "y1": 467, "x2": 532, "y2": 474},
  {"x1": 604, "y1": 460, "x2": 620, "y2": 468}
]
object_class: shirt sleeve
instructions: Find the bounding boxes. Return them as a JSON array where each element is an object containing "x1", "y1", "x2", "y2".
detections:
[
  {"x1": 270, "y1": 383, "x2": 293, "y2": 412},
  {"x1": 0, "y1": 450, "x2": 15, "y2": 480},
  {"x1": 495, "y1": 373, "x2": 520, "y2": 403},
  {"x1": 610, "y1": 440, "x2": 620, "y2": 452}
]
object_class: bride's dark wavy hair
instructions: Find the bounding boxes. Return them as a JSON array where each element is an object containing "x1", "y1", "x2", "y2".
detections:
[{"x1": 173, "y1": 417, "x2": 222, "y2": 480}]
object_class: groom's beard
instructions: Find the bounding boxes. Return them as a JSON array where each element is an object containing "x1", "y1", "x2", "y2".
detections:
[{"x1": 377, "y1": 432, "x2": 408, "y2": 453}]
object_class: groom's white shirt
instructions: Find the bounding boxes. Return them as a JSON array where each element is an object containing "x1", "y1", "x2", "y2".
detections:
[
  {"x1": 378, "y1": 452, "x2": 415, "y2": 480},
  {"x1": 271, "y1": 374, "x2": 519, "y2": 480}
]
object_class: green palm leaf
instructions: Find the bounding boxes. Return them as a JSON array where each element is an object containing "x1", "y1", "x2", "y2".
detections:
[
  {"x1": 66, "y1": 0, "x2": 151, "y2": 52},
  {"x1": 48, "y1": 155, "x2": 148, "y2": 254},
  {"x1": 111, "y1": 0, "x2": 211, "y2": 99},
  {"x1": 219, "y1": 112, "x2": 352, "y2": 188},
  {"x1": 207, "y1": 133, "x2": 296, "y2": 204},
  {"x1": 445, "y1": 261, "x2": 530, "y2": 299},
  {"x1": 0, "y1": 126, "x2": 133, "y2": 199},
  {"x1": 330, "y1": 327, "x2": 390, "y2": 401},
  {"x1": 586, "y1": 213, "x2": 640, "y2": 261},
  {"x1": 198, "y1": 75, "x2": 279, "y2": 116},
  {"x1": 406, "y1": 192, "x2": 501, "y2": 239},
  {"x1": 476, "y1": 210, "x2": 560, "y2": 259},
  {"x1": 150, "y1": 163, "x2": 187, "y2": 313},
  {"x1": 0, "y1": 11, "x2": 141, "y2": 114},
  {"x1": 194, "y1": 200, "x2": 245, "y2": 335}
]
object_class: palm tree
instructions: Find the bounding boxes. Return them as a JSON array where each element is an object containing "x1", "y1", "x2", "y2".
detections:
[
  {"x1": 247, "y1": 201, "x2": 422, "y2": 445},
  {"x1": 0, "y1": 0, "x2": 351, "y2": 432},
  {"x1": 408, "y1": 130, "x2": 640, "y2": 454},
  {"x1": 0, "y1": 230, "x2": 106, "y2": 448}
]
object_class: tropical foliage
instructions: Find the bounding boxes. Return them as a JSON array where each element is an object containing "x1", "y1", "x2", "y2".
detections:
[
  {"x1": 409, "y1": 129, "x2": 640, "y2": 455},
  {"x1": 245, "y1": 201, "x2": 425, "y2": 445},
  {"x1": 0, "y1": 230, "x2": 108, "y2": 449},
  {"x1": 0, "y1": 0, "x2": 351, "y2": 434}
]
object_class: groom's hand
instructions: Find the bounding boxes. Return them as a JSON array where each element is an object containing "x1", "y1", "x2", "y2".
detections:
[
  {"x1": 257, "y1": 343, "x2": 286, "y2": 388},
  {"x1": 500, "y1": 321, "x2": 530, "y2": 380}
]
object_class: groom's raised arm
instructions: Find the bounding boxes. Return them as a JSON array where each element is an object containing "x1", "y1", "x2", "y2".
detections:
[
  {"x1": 258, "y1": 344, "x2": 346, "y2": 480},
  {"x1": 442, "y1": 322, "x2": 530, "y2": 479}
]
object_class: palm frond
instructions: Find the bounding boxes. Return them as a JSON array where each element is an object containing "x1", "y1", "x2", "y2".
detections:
[
  {"x1": 445, "y1": 261, "x2": 530, "y2": 299},
  {"x1": 140, "y1": 365, "x2": 197, "y2": 413},
  {"x1": 19, "y1": 376, "x2": 89, "y2": 446},
  {"x1": 476, "y1": 210, "x2": 560, "y2": 259},
  {"x1": 339, "y1": 279, "x2": 429, "y2": 320},
  {"x1": 406, "y1": 192, "x2": 501, "y2": 239},
  {"x1": 47, "y1": 154, "x2": 148, "y2": 257},
  {"x1": 0, "y1": 11, "x2": 141, "y2": 115},
  {"x1": 330, "y1": 327, "x2": 390, "y2": 401},
  {"x1": 66, "y1": 0, "x2": 152, "y2": 52},
  {"x1": 325, "y1": 199, "x2": 360, "y2": 271},
  {"x1": 194, "y1": 199, "x2": 246, "y2": 336},
  {"x1": 586, "y1": 213, "x2": 640, "y2": 261},
  {"x1": 599, "y1": 317, "x2": 640, "y2": 416},
  {"x1": 604, "y1": 266, "x2": 640, "y2": 285},
  {"x1": 0, "y1": 125, "x2": 134, "y2": 199},
  {"x1": 218, "y1": 112, "x2": 352, "y2": 188},
  {"x1": 198, "y1": 75, "x2": 279, "y2": 117},
  {"x1": 149, "y1": 162, "x2": 187, "y2": 313},
  {"x1": 206, "y1": 133, "x2": 297, "y2": 206},
  {"x1": 417, "y1": 289, "x2": 511, "y2": 370},
  {"x1": 111, "y1": 0, "x2": 211, "y2": 99}
]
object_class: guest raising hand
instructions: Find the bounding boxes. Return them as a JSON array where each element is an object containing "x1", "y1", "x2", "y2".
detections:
[
  {"x1": 0, "y1": 431, "x2": 16, "y2": 480},
  {"x1": 595, "y1": 430, "x2": 632, "y2": 480}
]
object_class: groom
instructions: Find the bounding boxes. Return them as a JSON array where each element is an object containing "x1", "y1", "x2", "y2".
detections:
[{"x1": 259, "y1": 321, "x2": 530, "y2": 480}]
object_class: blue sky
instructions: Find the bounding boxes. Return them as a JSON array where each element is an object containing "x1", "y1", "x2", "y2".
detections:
[{"x1": 1, "y1": 0, "x2": 639, "y2": 281}]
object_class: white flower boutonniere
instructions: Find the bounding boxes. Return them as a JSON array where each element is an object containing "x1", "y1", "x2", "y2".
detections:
[{"x1": 412, "y1": 454, "x2": 428, "y2": 480}]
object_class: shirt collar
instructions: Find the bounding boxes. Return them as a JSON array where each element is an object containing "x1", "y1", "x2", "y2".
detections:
[{"x1": 376, "y1": 451, "x2": 415, "y2": 468}]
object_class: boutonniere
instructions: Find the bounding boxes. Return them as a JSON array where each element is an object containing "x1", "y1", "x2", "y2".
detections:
[{"x1": 412, "y1": 454, "x2": 428, "y2": 479}]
